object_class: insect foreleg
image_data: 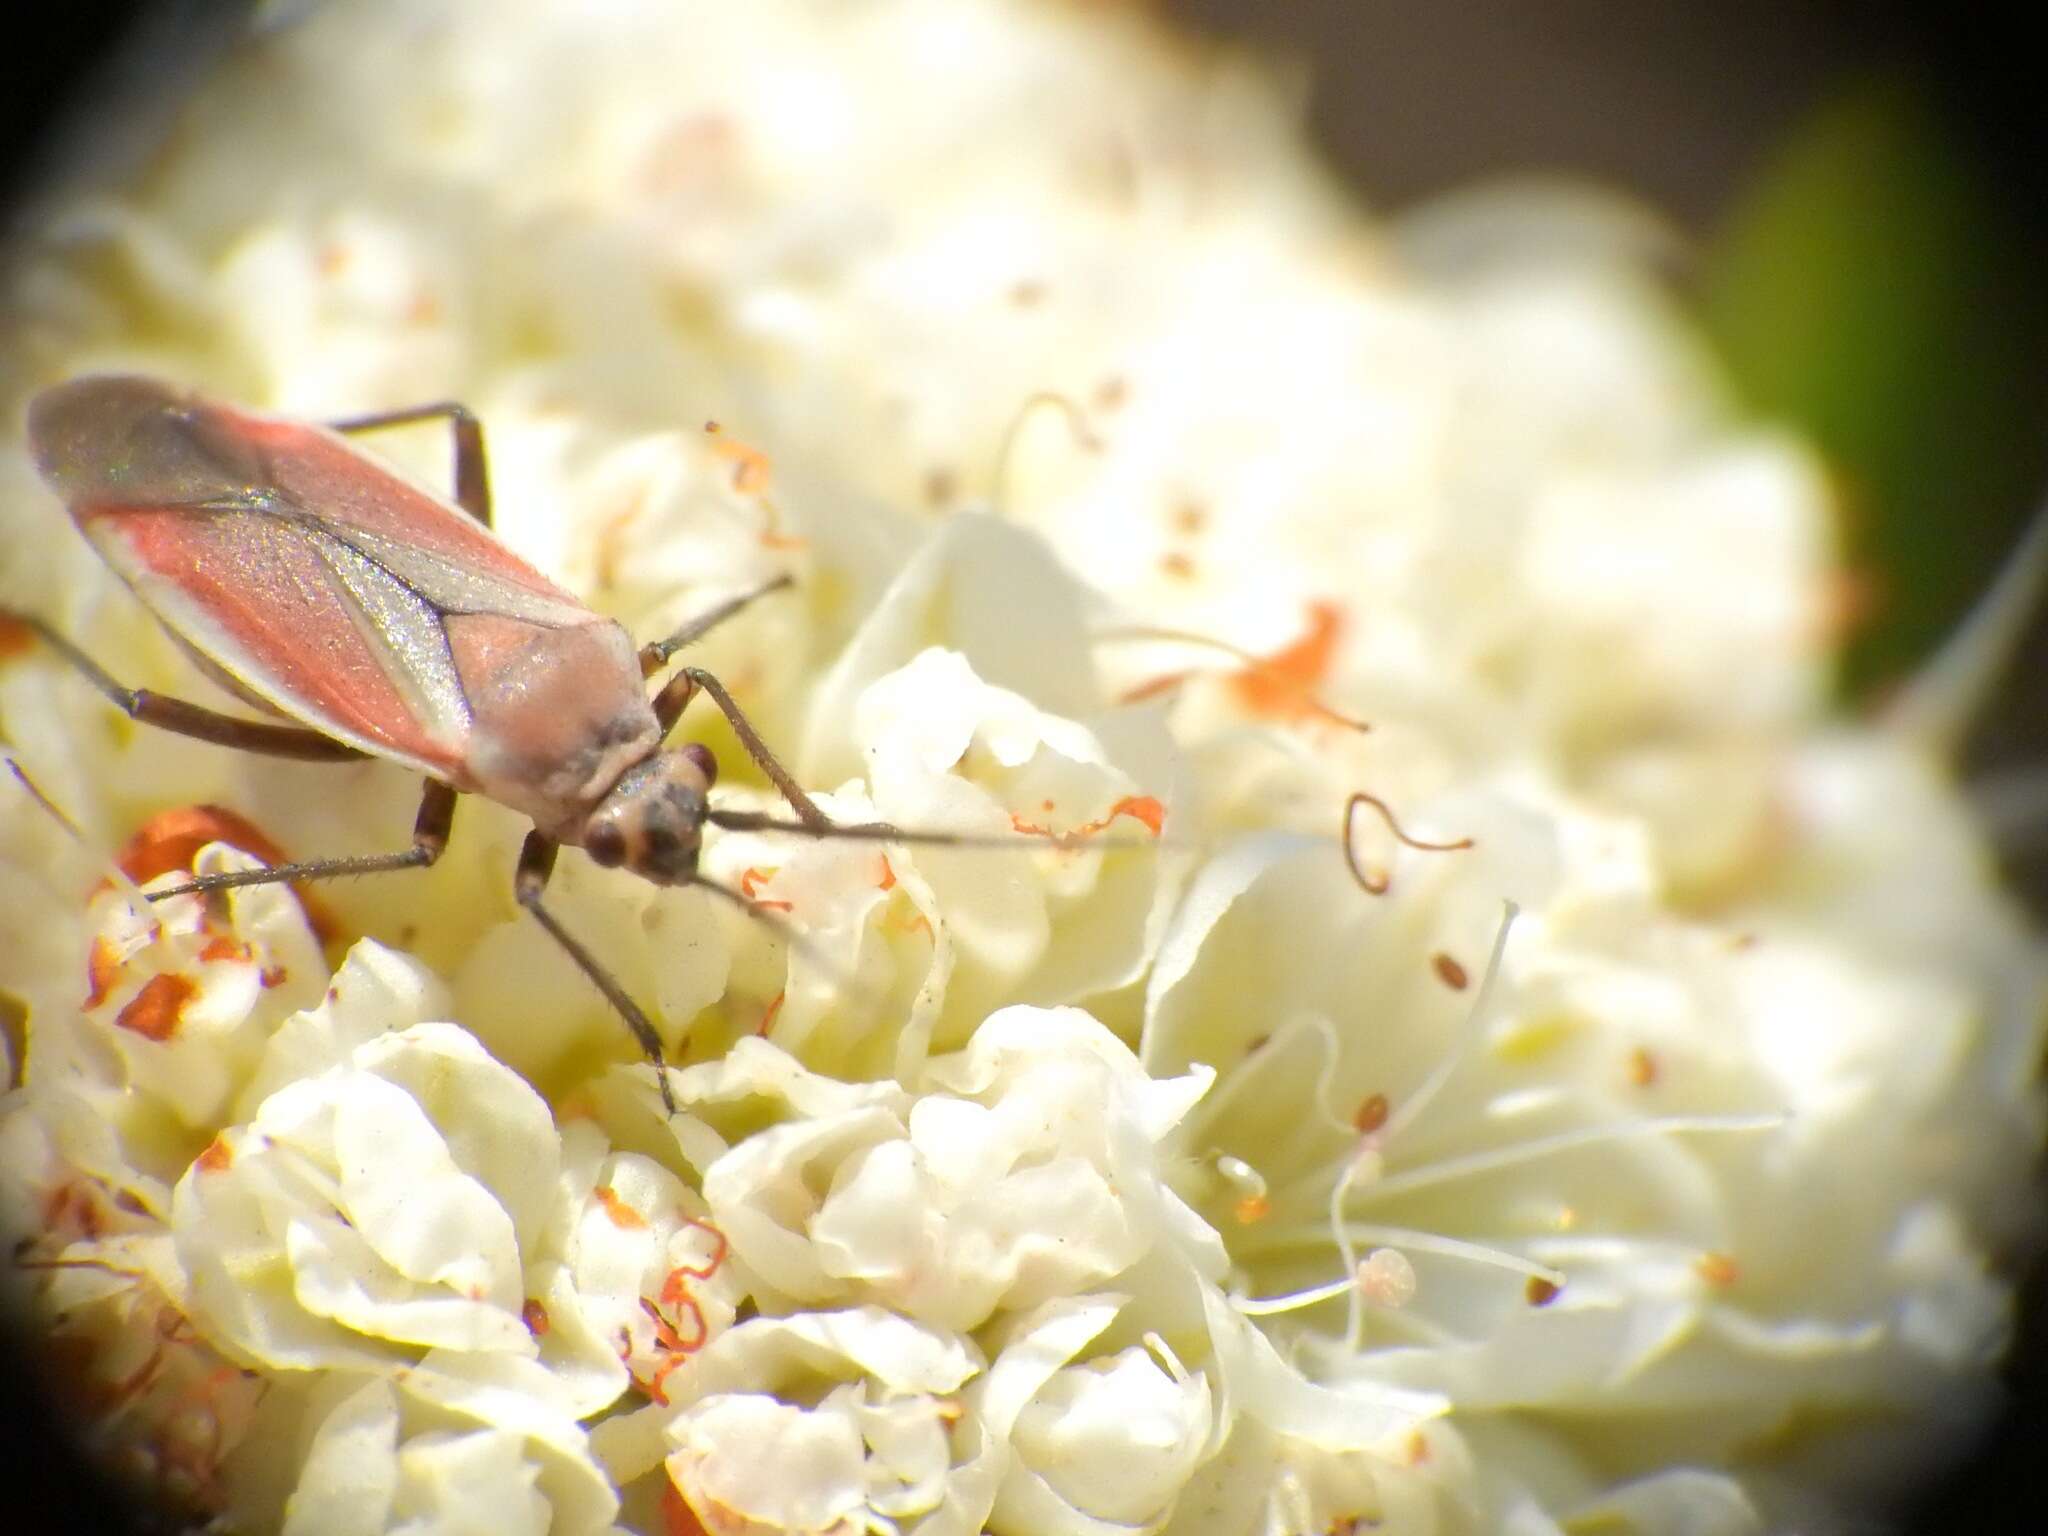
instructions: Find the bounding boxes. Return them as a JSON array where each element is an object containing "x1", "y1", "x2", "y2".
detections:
[
  {"x1": 650, "y1": 666, "x2": 831, "y2": 831},
  {"x1": 636, "y1": 574, "x2": 795, "y2": 677},
  {"x1": 512, "y1": 829, "x2": 680, "y2": 1117},
  {"x1": 4, "y1": 612, "x2": 365, "y2": 763},
  {"x1": 146, "y1": 781, "x2": 458, "y2": 900},
  {"x1": 326, "y1": 400, "x2": 492, "y2": 528}
]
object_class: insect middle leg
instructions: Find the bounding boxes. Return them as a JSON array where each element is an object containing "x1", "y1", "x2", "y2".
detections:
[
  {"x1": 327, "y1": 400, "x2": 492, "y2": 528},
  {"x1": 148, "y1": 780, "x2": 459, "y2": 901}
]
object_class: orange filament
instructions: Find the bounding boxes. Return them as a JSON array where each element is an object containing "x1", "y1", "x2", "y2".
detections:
[
  {"x1": 594, "y1": 1186, "x2": 648, "y2": 1229},
  {"x1": 1009, "y1": 794, "x2": 1165, "y2": 842}
]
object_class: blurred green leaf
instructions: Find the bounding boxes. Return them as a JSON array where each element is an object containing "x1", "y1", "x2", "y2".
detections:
[{"x1": 1702, "y1": 74, "x2": 2048, "y2": 697}]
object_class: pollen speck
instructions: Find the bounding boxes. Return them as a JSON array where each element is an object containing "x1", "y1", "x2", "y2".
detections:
[
  {"x1": 85, "y1": 938, "x2": 122, "y2": 1008},
  {"x1": 595, "y1": 1187, "x2": 649, "y2": 1229},
  {"x1": 1431, "y1": 952, "x2": 1468, "y2": 990},
  {"x1": 198, "y1": 936, "x2": 249, "y2": 965},
  {"x1": 115, "y1": 973, "x2": 198, "y2": 1042},
  {"x1": 1696, "y1": 1251, "x2": 1740, "y2": 1288}
]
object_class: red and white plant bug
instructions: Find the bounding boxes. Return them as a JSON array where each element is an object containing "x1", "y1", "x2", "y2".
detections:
[{"x1": 8, "y1": 375, "x2": 1102, "y2": 1113}]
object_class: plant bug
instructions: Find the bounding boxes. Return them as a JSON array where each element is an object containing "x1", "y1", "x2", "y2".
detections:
[{"x1": 9, "y1": 375, "x2": 1126, "y2": 1114}]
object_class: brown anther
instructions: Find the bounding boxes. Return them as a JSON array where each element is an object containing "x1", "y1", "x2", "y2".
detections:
[
  {"x1": 1431, "y1": 952, "x2": 1468, "y2": 990},
  {"x1": 1626, "y1": 1046, "x2": 1658, "y2": 1088},
  {"x1": 1353, "y1": 1092, "x2": 1390, "y2": 1135},
  {"x1": 1695, "y1": 1251, "x2": 1740, "y2": 1288}
]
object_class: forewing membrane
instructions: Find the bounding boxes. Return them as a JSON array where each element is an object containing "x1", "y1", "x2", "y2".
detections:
[{"x1": 80, "y1": 498, "x2": 603, "y2": 784}]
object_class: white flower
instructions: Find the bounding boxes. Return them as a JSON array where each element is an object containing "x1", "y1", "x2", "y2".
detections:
[
  {"x1": 283, "y1": 1361, "x2": 618, "y2": 1536},
  {"x1": 174, "y1": 1016, "x2": 558, "y2": 1369},
  {"x1": 1002, "y1": 1338, "x2": 1214, "y2": 1532},
  {"x1": 0, "y1": 1, "x2": 2041, "y2": 1532}
]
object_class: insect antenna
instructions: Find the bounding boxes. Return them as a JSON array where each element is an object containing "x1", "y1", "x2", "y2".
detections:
[{"x1": 704, "y1": 805, "x2": 1168, "y2": 852}]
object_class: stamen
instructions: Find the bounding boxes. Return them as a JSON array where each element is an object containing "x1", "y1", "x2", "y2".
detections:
[
  {"x1": 1186, "y1": 1014, "x2": 1358, "y2": 1147},
  {"x1": 1355, "y1": 1247, "x2": 1417, "y2": 1309},
  {"x1": 1346, "y1": 1111, "x2": 1787, "y2": 1206},
  {"x1": 1212, "y1": 1153, "x2": 1271, "y2": 1223},
  {"x1": 1230, "y1": 1247, "x2": 1415, "y2": 1319},
  {"x1": 1884, "y1": 500, "x2": 2048, "y2": 755},
  {"x1": 1381, "y1": 902, "x2": 1517, "y2": 1144},
  {"x1": 991, "y1": 390, "x2": 1101, "y2": 514},
  {"x1": 1142, "y1": 1331, "x2": 1191, "y2": 1384},
  {"x1": 1092, "y1": 623, "x2": 1373, "y2": 732},
  {"x1": 1231, "y1": 1272, "x2": 1363, "y2": 1318},
  {"x1": 1342, "y1": 790, "x2": 1474, "y2": 894},
  {"x1": 1336, "y1": 1224, "x2": 1563, "y2": 1291}
]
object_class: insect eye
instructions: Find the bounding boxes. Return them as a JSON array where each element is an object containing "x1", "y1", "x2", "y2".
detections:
[
  {"x1": 586, "y1": 823, "x2": 626, "y2": 868},
  {"x1": 681, "y1": 742, "x2": 718, "y2": 789}
]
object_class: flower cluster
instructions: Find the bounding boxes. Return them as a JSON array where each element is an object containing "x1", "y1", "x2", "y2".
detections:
[{"x1": 1, "y1": 2, "x2": 2040, "y2": 1533}]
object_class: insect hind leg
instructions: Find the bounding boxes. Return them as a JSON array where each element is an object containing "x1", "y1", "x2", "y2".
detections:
[
  {"x1": 147, "y1": 781, "x2": 457, "y2": 900},
  {"x1": 3, "y1": 611, "x2": 363, "y2": 763},
  {"x1": 327, "y1": 400, "x2": 492, "y2": 529}
]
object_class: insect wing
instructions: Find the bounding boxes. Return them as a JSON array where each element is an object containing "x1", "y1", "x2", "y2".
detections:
[{"x1": 47, "y1": 383, "x2": 599, "y2": 780}]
